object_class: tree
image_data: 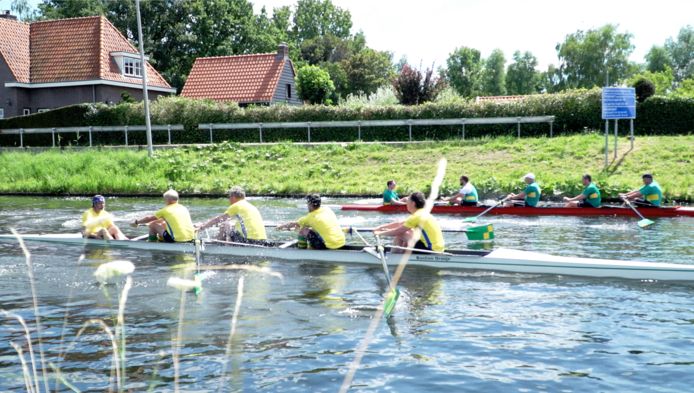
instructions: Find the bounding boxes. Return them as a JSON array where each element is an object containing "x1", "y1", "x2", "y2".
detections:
[
  {"x1": 664, "y1": 25, "x2": 694, "y2": 82},
  {"x1": 633, "y1": 78, "x2": 655, "y2": 102},
  {"x1": 292, "y1": 0, "x2": 352, "y2": 44},
  {"x1": 626, "y1": 68, "x2": 674, "y2": 95},
  {"x1": 671, "y1": 78, "x2": 694, "y2": 98},
  {"x1": 480, "y1": 49, "x2": 506, "y2": 96},
  {"x1": 341, "y1": 48, "x2": 394, "y2": 96},
  {"x1": 506, "y1": 51, "x2": 541, "y2": 95},
  {"x1": 296, "y1": 65, "x2": 336, "y2": 104},
  {"x1": 445, "y1": 47, "x2": 482, "y2": 97},
  {"x1": 37, "y1": 0, "x2": 107, "y2": 19},
  {"x1": 555, "y1": 24, "x2": 634, "y2": 89},
  {"x1": 393, "y1": 64, "x2": 445, "y2": 105},
  {"x1": 645, "y1": 45, "x2": 672, "y2": 73},
  {"x1": 10, "y1": 0, "x2": 39, "y2": 21}
]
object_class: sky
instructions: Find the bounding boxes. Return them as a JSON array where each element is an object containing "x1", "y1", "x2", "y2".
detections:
[{"x1": 2, "y1": 0, "x2": 691, "y2": 70}]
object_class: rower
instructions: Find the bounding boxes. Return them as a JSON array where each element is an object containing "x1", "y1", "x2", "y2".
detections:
[
  {"x1": 563, "y1": 174, "x2": 601, "y2": 208},
  {"x1": 620, "y1": 173, "x2": 663, "y2": 207},
  {"x1": 195, "y1": 186, "x2": 267, "y2": 244},
  {"x1": 373, "y1": 191, "x2": 445, "y2": 253},
  {"x1": 82, "y1": 195, "x2": 127, "y2": 240},
  {"x1": 442, "y1": 175, "x2": 478, "y2": 206},
  {"x1": 383, "y1": 180, "x2": 406, "y2": 205},
  {"x1": 505, "y1": 173, "x2": 541, "y2": 207},
  {"x1": 132, "y1": 189, "x2": 195, "y2": 242},
  {"x1": 276, "y1": 194, "x2": 345, "y2": 250}
]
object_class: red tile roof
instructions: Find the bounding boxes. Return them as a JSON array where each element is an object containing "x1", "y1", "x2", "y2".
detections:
[
  {"x1": 0, "y1": 15, "x2": 170, "y2": 89},
  {"x1": 181, "y1": 53, "x2": 292, "y2": 103},
  {"x1": 0, "y1": 18, "x2": 30, "y2": 83}
]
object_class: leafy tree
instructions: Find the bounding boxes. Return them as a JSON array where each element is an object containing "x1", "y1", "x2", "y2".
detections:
[
  {"x1": 626, "y1": 68, "x2": 674, "y2": 95},
  {"x1": 393, "y1": 64, "x2": 445, "y2": 105},
  {"x1": 292, "y1": 0, "x2": 352, "y2": 44},
  {"x1": 341, "y1": 48, "x2": 394, "y2": 96},
  {"x1": 645, "y1": 45, "x2": 672, "y2": 73},
  {"x1": 506, "y1": 51, "x2": 541, "y2": 95},
  {"x1": 664, "y1": 25, "x2": 694, "y2": 82},
  {"x1": 37, "y1": 0, "x2": 107, "y2": 19},
  {"x1": 633, "y1": 78, "x2": 655, "y2": 102},
  {"x1": 296, "y1": 65, "x2": 336, "y2": 104},
  {"x1": 670, "y1": 78, "x2": 694, "y2": 98},
  {"x1": 10, "y1": 0, "x2": 39, "y2": 21},
  {"x1": 555, "y1": 24, "x2": 634, "y2": 89},
  {"x1": 445, "y1": 46, "x2": 482, "y2": 97},
  {"x1": 480, "y1": 49, "x2": 506, "y2": 96},
  {"x1": 539, "y1": 64, "x2": 562, "y2": 93}
]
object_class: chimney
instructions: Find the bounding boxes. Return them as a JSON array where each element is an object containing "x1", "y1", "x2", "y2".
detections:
[
  {"x1": 0, "y1": 10, "x2": 17, "y2": 20},
  {"x1": 276, "y1": 43, "x2": 289, "y2": 60}
]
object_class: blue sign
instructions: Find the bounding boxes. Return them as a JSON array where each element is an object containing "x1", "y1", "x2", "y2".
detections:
[{"x1": 602, "y1": 87, "x2": 636, "y2": 119}]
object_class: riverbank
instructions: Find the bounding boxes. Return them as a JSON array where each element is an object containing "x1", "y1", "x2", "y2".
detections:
[{"x1": 0, "y1": 134, "x2": 692, "y2": 201}]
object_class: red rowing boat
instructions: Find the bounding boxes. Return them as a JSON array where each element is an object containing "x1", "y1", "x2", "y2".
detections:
[{"x1": 340, "y1": 204, "x2": 694, "y2": 218}]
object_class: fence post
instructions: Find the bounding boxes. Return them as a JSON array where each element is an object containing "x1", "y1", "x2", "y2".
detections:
[
  {"x1": 408, "y1": 120, "x2": 412, "y2": 142},
  {"x1": 124, "y1": 125, "x2": 129, "y2": 146},
  {"x1": 167, "y1": 124, "x2": 172, "y2": 145},
  {"x1": 19, "y1": 128, "x2": 23, "y2": 148},
  {"x1": 549, "y1": 121, "x2": 553, "y2": 137},
  {"x1": 308, "y1": 122, "x2": 311, "y2": 143},
  {"x1": 259, "y1": 123, "x2": 263, "y2": 143},
  {"x1": 209, "y1": 124, "x2": 213, "y2": 144},
  {"x1": 461, "y1": 120, "x2": 465, "y2": 140},
  {"x1": 88, "y1": 126, "x2": 93, "y2": 147},
  {"x1": 357, "y1": 121, "x2": 361, "y2": 140},
  {"x1": 517, "y1": 117, "x2": 521, "y2": 138},
  {"x1": 51, "y1": 128, "x2": 56, "y2": 147}
]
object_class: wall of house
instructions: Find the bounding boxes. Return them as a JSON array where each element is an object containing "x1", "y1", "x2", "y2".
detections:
[
  {"x1": 0, "y1": 55, "x2": 20, "y2": 118},
  {"x1": 272, "y1": 62, "x2": 302, "y2": 105}
]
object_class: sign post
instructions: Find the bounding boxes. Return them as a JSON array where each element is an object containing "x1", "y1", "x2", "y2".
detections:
[{"x1": 601, "y1": 87, "x2": 636, "y2": 168}]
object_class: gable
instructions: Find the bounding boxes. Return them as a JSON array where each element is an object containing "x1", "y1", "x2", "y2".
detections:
[{"x1": 0, "y1": 18, "x2": 30, "y2": 82}]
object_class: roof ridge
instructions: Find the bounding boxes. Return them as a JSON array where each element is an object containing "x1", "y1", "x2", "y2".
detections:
[
  {"x1": 30, "y1": 15, "x2": 102, "y2": 25},
  {"x1": 194, "y1": 52, "x2": 279, "y2": 61},
  {"x1": 0, "y1": 16, "x2": 29, "y2": 26}
]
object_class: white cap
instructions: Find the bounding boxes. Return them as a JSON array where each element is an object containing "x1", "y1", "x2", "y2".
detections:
[{"x1": 522, "y1": 173, "x2": 535, "y2": 181}]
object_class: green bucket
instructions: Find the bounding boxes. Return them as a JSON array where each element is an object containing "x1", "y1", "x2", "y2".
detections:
[{"x1": 464, "y1": 224, "x2": 494, "y2": 241}]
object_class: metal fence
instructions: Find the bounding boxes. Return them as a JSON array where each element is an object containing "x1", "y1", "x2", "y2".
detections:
[
  {"x1": 0, "y1": 125, "x2": 184, "y2": 147},
  {"x1": 198, "y1": 116, "x2": 556, "y2": 143}
]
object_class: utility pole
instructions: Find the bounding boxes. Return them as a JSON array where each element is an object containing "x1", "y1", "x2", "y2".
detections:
[{"x1": 136, "y1": 0, "x2": 153, "y2": 157}]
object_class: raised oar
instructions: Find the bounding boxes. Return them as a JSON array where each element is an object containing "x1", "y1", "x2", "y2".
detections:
[
  {"x1": 622, "y1": 198, "x2": 655, "y2": 228},
  {"x1": 463, "y1": 196, "x2": 510, "y2": 223}
]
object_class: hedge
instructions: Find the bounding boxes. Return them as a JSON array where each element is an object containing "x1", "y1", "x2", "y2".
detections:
[{"x1": 1, "y1": 89, "x2": 692, "y2": 146}]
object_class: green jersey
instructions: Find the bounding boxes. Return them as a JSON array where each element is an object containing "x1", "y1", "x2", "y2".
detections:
[
  {"x1": 524, "y1": 182, "x2": 541, "y2": 207},
  {"x1": 581, "y1": 182, "x2": 601, "y2": 207},
  {"x1": 639, "y1": 181, "x2": 663, "y2": 206},
  {"x1": 383, "y1": 188, "x2": 399, "y2": 205}
]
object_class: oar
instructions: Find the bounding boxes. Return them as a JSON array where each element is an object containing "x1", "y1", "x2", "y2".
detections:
[
  {"x1": 375, "y1": 234, "x2": 399, "y2": 318},
  {"x1": 622, "y1": 198, "x2": 655, "y2": 228},
  {"x1": 345, "y1": 225, "x2": 494, "y2": 241},
  {"x1": 463, "y1": 196, "x2": 510, "y2": 223}
]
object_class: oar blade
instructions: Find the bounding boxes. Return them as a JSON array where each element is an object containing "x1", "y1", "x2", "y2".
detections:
[
  {"x1": 638, "y1": 218, "x2": 655, "y2": 228},
  {"x1": 383, "y1": 287, "x2": 400, "y2": 318},
  {"x1": 464, "y1": 224, "x2": 495, "y2": 241},
  {"x1": 463, "y1": 216, "x2": 477, "y2": 223}
]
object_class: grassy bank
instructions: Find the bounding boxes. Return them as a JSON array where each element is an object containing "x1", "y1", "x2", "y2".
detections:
[{"x1": 0, "y1": 134, "x2": 692, "y2": 201}]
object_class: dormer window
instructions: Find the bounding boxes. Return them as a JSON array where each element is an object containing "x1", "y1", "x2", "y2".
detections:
[{"x1": 124, "y1": 58, "x2": 142, "y2": 77}]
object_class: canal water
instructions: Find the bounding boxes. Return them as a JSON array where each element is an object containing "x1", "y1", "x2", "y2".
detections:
[{"x1": 0, "y1": 196, "x2": 693, "y2": 392}]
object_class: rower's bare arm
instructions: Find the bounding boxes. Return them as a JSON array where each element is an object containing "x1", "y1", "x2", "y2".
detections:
[
  {"x1": 131, "y1": 214, "x2": 157, "y2": 227},
  {"x1": 196, "y1": 214, "x2": 228, "y2": 230},
  {"x1": 374, "y1": 223, "x2": 408, "y2": 237},
  {"x1": 276, "y1": 222, "x2": 299, "y2": 231}
]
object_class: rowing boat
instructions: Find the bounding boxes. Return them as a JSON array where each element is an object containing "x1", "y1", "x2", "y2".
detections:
[
  {"x1": 341, "y1": 204, "x2": 694, "y2": 218},
  {"x1": 2, "y1": 233, "x2": 693, "y2": 281}
]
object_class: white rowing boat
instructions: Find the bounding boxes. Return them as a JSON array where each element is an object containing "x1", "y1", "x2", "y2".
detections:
[{"x1": 1, "y1": 233, "x2": 693, "y2": 281}]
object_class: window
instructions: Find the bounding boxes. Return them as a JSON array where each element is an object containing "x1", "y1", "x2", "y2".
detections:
[
  {"x1": 37, "y1": 108, "x2": 49, "y2": 113},
  {"x1": 0, "y1": 108, "x2": 4, "y2": 119},
  {"x1": 286, "y1": 84, "x2": 292, "y2": 99},
  {"x1": 123, "y1": 58, "x2": 142, "y2": 77},
  {"x1": 23, "y1": 108, "x2": 30, "y2": 116}
]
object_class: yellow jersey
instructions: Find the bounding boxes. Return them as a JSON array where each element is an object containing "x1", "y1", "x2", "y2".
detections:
[
  {"x1": 404, "y1": 208, "x2": 445, "y2": 252},
  {"x1": 224, "y1": 199, "x2": 267, "y2": 240},
  {"x1": 155, "y1": 203, "x2": 195, "y2": 242},
  {"x1": 82, "y1": 208, "x2": 114, "y2": 236},
  {"x1": 297, "y1": 207, "x2": 345, "y2": 249}
]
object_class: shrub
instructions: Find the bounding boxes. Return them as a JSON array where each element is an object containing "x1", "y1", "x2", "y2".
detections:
[
  {"x1": 392, "y1": 64, "x2": 445, "y2": 105},
  {"x1": 296, "y1": 65, "x2": 336, "y2": 105},
  {"x1": 633, "y1": 78, "x2": 656, "y2": 102}
]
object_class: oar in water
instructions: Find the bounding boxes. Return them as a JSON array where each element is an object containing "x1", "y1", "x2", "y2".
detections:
[
  {"x1": 622, "y1": 198, "x2": 655, "y2": 228},
  {"x1": 463, "y1": 196, "x2": 510, "y2": 223},
  {"x1": 375, "y1": 234, "x2": 399, "y2": 318}
]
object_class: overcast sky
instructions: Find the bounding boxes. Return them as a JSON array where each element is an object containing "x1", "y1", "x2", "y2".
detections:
[{"x1": 2, "y1": 0, "x2": 691, "y2": 70}]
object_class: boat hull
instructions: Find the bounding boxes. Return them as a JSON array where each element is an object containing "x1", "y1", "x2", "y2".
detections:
[
  {"x1": 2, "y1": 233, "x2": 694, "y2": 281},
  {"x1": 341, "y1": 204, "x2": 694, "y2": 218}
]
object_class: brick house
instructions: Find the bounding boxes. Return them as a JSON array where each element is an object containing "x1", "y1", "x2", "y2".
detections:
[
  {"x1": 0, "y1": 12, "x2": 175, "y2": 119},
  {"x1": 181, "y1": 44, "x2": 301, "y2": 106}
]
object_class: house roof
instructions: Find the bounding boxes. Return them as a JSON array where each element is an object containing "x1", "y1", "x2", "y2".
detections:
[
  {"x1": 181, "y1": 51, "x2": 293, "y2": 103},
  {"x1": 0, "y1": 15, "x2": 171, "y2": 89}
]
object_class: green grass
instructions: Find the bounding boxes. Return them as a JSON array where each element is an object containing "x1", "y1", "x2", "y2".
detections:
[{"x1": 0, "y1": 134, "x2": 692, "y2": 201}]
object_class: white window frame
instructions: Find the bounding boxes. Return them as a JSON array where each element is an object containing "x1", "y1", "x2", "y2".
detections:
[
  {"x1": 37, "y1": 108, "x2": 49, "y2": 113},
  {"x1": 123, "y1": 57, "x2": 143, "y2": 78},
  {"x1": 0, "y1": 108, "x2": 4, "y2": 119},
  {"x1": 23, "y1": 108, "x2": 31, "y2": 116}
]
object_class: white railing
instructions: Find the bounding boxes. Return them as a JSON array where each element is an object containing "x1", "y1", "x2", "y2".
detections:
[
  {"x1": 198, "y1": 116, "x2": 555, "y2": 143},
  {"x1": 0, "y1": 124, "x2": 184, "y2": 147}
]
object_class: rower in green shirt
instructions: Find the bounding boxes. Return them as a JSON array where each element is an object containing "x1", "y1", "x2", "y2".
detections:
[
  {"x1": 506, "y1": 173, "x2": 541, "y2": 207},
  {"x1": 564, "y1": 174, "x2": 601, "y2": 208},
  {"x1": 383, "y1": 180, "x2": 406, "y2": 205},
  {"x1": 620, "y1": 173, "x2": 663, "y2": 207}
]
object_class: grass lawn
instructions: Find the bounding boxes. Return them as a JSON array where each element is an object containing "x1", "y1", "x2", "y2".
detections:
[{"x1": 0, "y1": 133, "x2": 692, "y2": 201}]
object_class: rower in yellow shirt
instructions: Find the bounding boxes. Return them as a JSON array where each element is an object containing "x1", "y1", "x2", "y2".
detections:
[
  {"x1": 132, "y1": 189, "x2": 195, "y2": 242},
  {"x1": 277, "y1": 194, "x2": 345, "y2": 250},
  {"x1": 195, "y1": 186, "x2": 267, "y2": 244},
  {"x1": 81, "y1": 195, "x2": 127, "y2": 240},
  {"x1": 374, "y1": 191, "x2": 445, "y2": 253}
]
